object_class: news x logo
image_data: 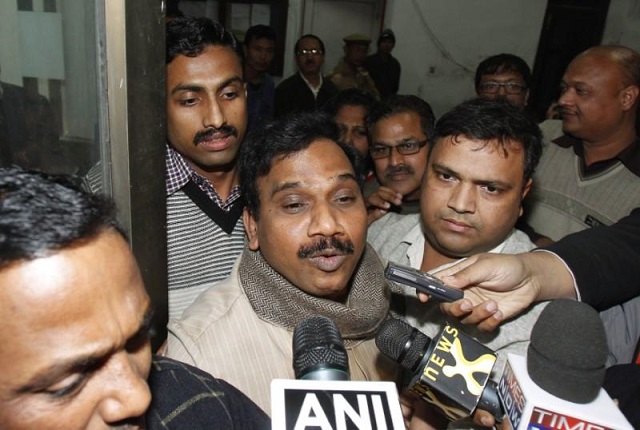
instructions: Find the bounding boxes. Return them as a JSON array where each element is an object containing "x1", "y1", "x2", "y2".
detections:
[
  {"x1": 283, "y1": 388, "x2": 397, "y2": 430},
  {"x1": 414, "y1": 324, "x2": 496, "y2": 418}
]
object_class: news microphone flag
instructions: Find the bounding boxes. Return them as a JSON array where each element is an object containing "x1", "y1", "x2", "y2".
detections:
[
  {"x1": 376, "y1": 318, "x2": 500, "y2": 421},
  {"x1": 499, "y1": 354, "x2": 632, "y2": 430},
  {"x1": 271, "y1": 379, "x2": 405, "y2": 430}
]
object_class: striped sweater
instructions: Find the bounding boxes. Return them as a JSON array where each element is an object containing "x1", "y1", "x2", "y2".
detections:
[{"x1": 167, "y1": 189, "x2": 246, "y2": 319}]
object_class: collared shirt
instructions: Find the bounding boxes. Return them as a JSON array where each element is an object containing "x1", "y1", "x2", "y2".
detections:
[
  {"x1": 398, "y1": 220, "x2": 510, "y2": 273},
  {"x1": 553, "y1": 134, "x2": 640, "y2": 179},
  {"x1": 299, "y1": 71, "x2": 322, "y2": 99},
  {"x1": 165, "y1": 144, "x2": 241, "y2": 211}
]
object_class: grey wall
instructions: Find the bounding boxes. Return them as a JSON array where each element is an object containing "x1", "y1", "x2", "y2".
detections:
[{"x1": 283, "y1": 0, "x2": 640, "y2": 118}]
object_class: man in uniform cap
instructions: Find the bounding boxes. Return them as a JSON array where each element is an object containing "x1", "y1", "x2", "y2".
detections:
[
  {"x1": 328, "y1": 33, "x2": 380, "y2": 99},
  {"x1": 364, "y1": 29, "x2": 401, "y2": 100}
]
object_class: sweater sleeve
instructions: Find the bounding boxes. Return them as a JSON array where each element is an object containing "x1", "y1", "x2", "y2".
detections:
[{"x1": 544, "y1": 208, "x2": 640, "y2": 311}]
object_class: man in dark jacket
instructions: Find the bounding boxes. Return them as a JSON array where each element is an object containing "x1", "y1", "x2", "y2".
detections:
[{"x1": 275, "y1": 34, "x2": 338, "y2": 117}]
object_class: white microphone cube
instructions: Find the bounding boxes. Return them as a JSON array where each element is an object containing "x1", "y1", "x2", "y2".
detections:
[
  {"x1": 271, "y1": 379, "x2": 405, "y2": 430},
  {"x1": 499, "y1": 354, "x2": 632, "y2": 430}
]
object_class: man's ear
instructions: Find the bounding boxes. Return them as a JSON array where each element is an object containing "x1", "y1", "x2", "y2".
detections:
[
  {"x1": 620, "y1": 85, "x2": 639, "y2": 111},
  {"x1": 524, "y1": 88, "x2": 531, "y2": 106},
  {"x1": 243, "y1": 208, "x2": 260, "y2": 251},
  {"x1": 519, "y1": 178, "x2": 533, "y2": 216}
]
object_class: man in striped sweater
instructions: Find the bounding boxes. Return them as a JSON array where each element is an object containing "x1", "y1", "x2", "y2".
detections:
[{"x1": 165, "y1": 17, "x2": 248, "y2": 319}]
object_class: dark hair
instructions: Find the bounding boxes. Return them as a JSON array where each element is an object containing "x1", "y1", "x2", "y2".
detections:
[
  {"x1": 294, "y1": 34, "x2": 325, "y2": 55},
  {"x1": 434, "y1": 98, "x2": 542, "y2": 180},
  {"x1": 323, "y1": 88, "x2": 376, "y2": 118},
  {"x1": 239, "y1": 111, "x2": 364, "y2": 219},
  {"x1": 244, "y1": 24, "x2": 276, "y2": 47},
  {"x1": 0, "y1": 167, "x2": 121, "y2": 268},
  {"x1": 474, "y1": 54, "x2": 532, "y2": 89},
  {"x1": 366, "y1": 94, "x2": 436, "y2": 142},
  {"x1": 166, "y1": 16, "x2": 242, "y2": 64}
]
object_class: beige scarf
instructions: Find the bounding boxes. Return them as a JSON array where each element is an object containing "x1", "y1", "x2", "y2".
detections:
[{"x1": 238, "y1": 244, "x2": 391, "y2": 345}]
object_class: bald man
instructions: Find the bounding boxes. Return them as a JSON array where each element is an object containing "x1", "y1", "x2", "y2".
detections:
[{"x1": 524, "y1": 45, "x2": 640, "y2": 241}]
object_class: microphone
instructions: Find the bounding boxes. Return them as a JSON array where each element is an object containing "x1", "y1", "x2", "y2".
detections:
[
  {"x1": 292, "y1": 315, "x2": 349, "y2": 381},
  {"x1": 271, "y1": 315, "x2": 406, "y2": 428},
  {"x1": 376, "y1": 317, "x2": 503, "y2": 421},
  {"x1": 499, "y1": 299, "x2": 633, "y2": 429}
]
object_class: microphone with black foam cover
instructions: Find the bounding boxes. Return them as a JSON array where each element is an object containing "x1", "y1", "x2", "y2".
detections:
[
  {"x1": 271, "y1": 315, "x2": 406, "y2": 428},
  {"x1": 292, "y1": 315, "x2": 350, "y2": 381},
  {"x1": 376, "y1": 317, "x2": 502, "y2": 422},
  {"x1": 498, "y1": 299, "x2": 633, "y2": 429}
]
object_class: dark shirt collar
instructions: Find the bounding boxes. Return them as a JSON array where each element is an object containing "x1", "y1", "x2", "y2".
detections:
[
  {"x1": 165, "y1": 144, "x2": 241, "y2": 209},
  {"x1": 553, "y1": 134, "x2": 640, "y2": 178}
]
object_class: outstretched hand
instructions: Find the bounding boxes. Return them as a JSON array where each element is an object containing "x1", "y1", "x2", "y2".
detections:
[{"x1": 417, "y1": 253, "x2": 542, "y2": 332}]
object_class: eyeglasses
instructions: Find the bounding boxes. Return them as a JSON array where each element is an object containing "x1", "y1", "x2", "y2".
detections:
[
  {"x1": 478, "y1": 82, "x2": 527, "y2": 95},
  {"x1": 296, "y1": 49, "x2": 324, "y2": 56},
  {"x1": 369, "y1": 140, "x2": 428, "y2": 159}
]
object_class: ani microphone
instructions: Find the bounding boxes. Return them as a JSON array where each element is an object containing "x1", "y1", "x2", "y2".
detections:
[{"x1": 292, "y1": 315, "x2": 350, "y2": 381}]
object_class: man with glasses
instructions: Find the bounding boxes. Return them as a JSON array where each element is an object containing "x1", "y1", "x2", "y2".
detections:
[
  {"x1": 275, "y1": 34, "x2": 338, "y2": 117},
  {"x1": 368, "y1": 100, "x2": 545, "y2": 426},
  {"x1": 475, "y1": 53, "x2": 531, "y2": 110},
  {"x1": 365, "y1": 94, "x2": 435, "y2": 223}
]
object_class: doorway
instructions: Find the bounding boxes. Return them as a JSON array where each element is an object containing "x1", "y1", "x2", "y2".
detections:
[{"x1": 529, "y1": 0, "x2": 610, "y2": 121}]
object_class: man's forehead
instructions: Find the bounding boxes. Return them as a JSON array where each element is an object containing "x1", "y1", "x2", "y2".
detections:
[
  {"x1": 480, "y1": 71, "x2": 525, "y2": 82},
  {"x1": 436, "y1": 135, "x2": 525, "y2": 158},
  {"x1": 168, "y1": 45, "x2": 242, "y2": 77},
  {"x1": 263, "y1": 141, "x2": 355, "y2": 185}
]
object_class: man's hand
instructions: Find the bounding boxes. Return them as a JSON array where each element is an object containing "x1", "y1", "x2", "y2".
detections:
[
  {"x1": 366, "y1": 186, "x2": 402, "y2": 225},
  {"x1": 416, "y1": 253, "x2": 545, "y2": 331}
]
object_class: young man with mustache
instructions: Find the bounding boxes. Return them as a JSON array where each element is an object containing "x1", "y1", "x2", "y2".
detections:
[
  {"x1": 166, "y1": 111, "x2": 399, "y2": 414},
  {"x1": 165, "y1": 17, "x2": 248, "y2": 319}
]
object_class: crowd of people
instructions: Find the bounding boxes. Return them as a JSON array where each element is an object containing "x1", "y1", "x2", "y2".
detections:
[{"x1": 1, "y1": 12, "x2": 639, "y2": 430}]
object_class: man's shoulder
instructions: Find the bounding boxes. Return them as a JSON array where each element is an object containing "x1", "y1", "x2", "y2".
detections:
[
  {"x1": 147, "y1": 355, "x2": 270, "y2": 428},
  {"x1": 276, "y1": 73, "x2": 304, "y2": 91},
  {"x1": 369, "y1": 213, "x2": 420, "y2": 239},
  {"x1": 539, "y1": 119, "x2": 566, "y2": 144},
  {"x1": 368, "y1": 213, "x2": 421, "y2": 254},
  {"x1": 168, "y1": 271, "x2": 245, "y2": 339},
  {"x1": 500, "y1": 229, "x2": 536, "y2": 254}
]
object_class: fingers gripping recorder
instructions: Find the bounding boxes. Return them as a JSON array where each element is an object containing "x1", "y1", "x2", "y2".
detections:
[{"x1": 384, "y1": 262, "x2": 463, "y2": 302}]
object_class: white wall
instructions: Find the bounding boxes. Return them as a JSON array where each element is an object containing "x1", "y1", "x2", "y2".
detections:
[{"x1": 284, "y1": 0, "x2": 640, "y2": 118}]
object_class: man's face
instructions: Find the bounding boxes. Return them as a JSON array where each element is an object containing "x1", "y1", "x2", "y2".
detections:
[
  {"x1": 334, "y1": 104, "x2": 369, "y2": 159},
  {"x1": 378, "y1": 39, "x2": 394, "y2": 55},
  {"x1": 558, "y1": 53, "x2": 631, "y2": 142},
  {"x1": 245, "y1": 37, "x2": 275, "y2": 74},
  {"x1": 166, "y1": 45, "x2": 247, "y2": 175},
  {"x1": 371, "y1": 111, "x2": 428, "y2": 200},
  {"x1": 0, "y1": 230, "x2": 153, "y2": 429},
  {"x1": 295, "y1": 37, "x2": 325, "y2": 77},
  {"x1": 244, "y1": 139, "x2": 368, "y2": 301},
  {"x1": 344, "y1": 44, "x2": 369, "y2": 68},
  {"x1": 477, "y1": 71, "x2": 529, "y2": 109},
  {"x1": 421, "y1": 135, "x2": 531, "y2": 258}
]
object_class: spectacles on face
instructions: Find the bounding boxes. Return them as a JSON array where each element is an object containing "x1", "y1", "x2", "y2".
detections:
[
  {"x1": 296, "y1": 49, "x2": 324, "y2": 56},
  {"x1": 369, "y1": 140, "x2": 428, "y2": 160},
  {"x1": 478, "y1": 82, "x2": 527, "y2": 95}
]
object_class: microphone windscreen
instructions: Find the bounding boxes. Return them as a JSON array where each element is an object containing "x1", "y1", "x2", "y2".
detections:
[
  {"x1": 375, "y1": 317, "x2": 431, "y2": 372},
  {"x1": 527, "y1": 299, "x2": 607, "y2": 403},
  {"x1": 292, "y1": 316, "x2": 348, "y2": 379}
]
